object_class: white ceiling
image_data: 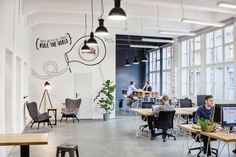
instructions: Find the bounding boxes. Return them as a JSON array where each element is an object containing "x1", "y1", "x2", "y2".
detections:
[{"x1": 22, "y1": 0, "x2": 236, "y2": 36}]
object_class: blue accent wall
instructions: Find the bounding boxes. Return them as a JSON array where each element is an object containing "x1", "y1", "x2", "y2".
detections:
[{"x1": 115, "y1": 48, "x2": 146, "y2": 102}]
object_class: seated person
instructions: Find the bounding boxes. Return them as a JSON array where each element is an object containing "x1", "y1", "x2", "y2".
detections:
[
  {"x1": 195, "y1": 95, "x2": 215, "y2": 157},
  {"x1": 147, "y1": 95, "x2": 175, "y2": 139},
  {"x1": 142, "y1": 81, "x2": 152, "y2": 91},
  {"x1": 126, "y1": 80, "x2": 138, "y2": 107}
]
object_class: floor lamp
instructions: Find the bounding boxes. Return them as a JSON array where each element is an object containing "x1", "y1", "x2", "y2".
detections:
[{"x1": 39, "y1": 81, "x2": 53, "y2": 112}]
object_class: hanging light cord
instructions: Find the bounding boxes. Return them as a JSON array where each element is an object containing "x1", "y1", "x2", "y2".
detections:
[
  {"x1": 84, "y1": 14, "x2": 87, "y2": 37},
  {"x1": 91, "y1": 0, "x2": 94, "y2": 31},
  {"x1": 98, "y1": 0, "x2": 104, "y2": 19},
  {"x1": 141, "y1": 18, "x2": 143, "y2": 35},
  {"x1": 180, "y1": 0, "x2": 185, "y2": 18},
  {"x1": 156, "y1": 4, "x2": 160, "y2": 30}
]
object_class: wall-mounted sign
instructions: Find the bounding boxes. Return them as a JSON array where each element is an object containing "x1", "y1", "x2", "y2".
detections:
[{"x1": 35, "y1": 33, "x2": 72, "y2": 50}]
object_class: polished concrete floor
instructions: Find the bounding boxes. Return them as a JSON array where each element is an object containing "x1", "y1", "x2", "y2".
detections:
[{"x1": 7, "y1": 116, "x2": 236, "y2": 157}]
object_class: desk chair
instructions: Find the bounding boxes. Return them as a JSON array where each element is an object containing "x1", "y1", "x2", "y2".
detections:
[
  {"x1": 179, "y1": 98, "x2": 193, "y2": 124},
  {"x1": 188, "y1": 112, "x2": 218, "y2": 157},
  {"x1": 140, "y1": 102, "x2": 155, "y2": 131},
  {"x1": 152, "y1": 110, "x2": 176, "y2": 142}
]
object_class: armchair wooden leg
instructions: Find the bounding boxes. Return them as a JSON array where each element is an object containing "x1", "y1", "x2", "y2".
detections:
[
  {"x1": 30, "y1": 122, "x2": 35, "y2": 128},
  {"x1": 48, "y1": 120, "x2": 53, "y2": 128},
  {"x1": 75, "y1": 116, "x2": 80, "y2": 122},
  {"x1": 38, "y1": 123, "x2": 40, "y2": 130},
  {"x1": 73, "y1": 115, "x2": 75, "y2": 123},
  {"x1": 60, "y1": 115, "x2": 64, "y2": 123}
]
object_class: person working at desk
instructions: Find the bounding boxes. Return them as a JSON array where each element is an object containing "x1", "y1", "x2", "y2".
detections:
[
  {"x1": 142, "y1": 81, "x2": 152, "y2": 91},
  {"x1": 195, "y1": 95, "x2": 215, "y2": 157},
  {"x1": 127, "y1": 80, "x2": 138, "y2": 107},
  {"x1": 147, "y1": 95, "x2": 175, "y2": 139}
]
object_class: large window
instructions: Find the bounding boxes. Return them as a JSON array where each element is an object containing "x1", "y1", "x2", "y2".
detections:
[
  {"x1": 149, "y1": 50, "x2": 160, "y2": 92},
  {"x1": 148, "y1": 46, "x2": 173, "y2": 95},
  {"x1": 180, "y1": 25, "x2": 234, "y2": 101},
  {"x1": 181, "y1": 36, "x2": 202, "y2": 97},
  {"x1": 205, "y1": 25, "x2": 234, "y2": 100},
  {"x1": 162, "y1": 46, "x2": 173, "y2": 95}
]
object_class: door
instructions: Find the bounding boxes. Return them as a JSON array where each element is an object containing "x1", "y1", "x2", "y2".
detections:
[{"x1": 74, "y1": 73, "x2": 93, "y2": 119}]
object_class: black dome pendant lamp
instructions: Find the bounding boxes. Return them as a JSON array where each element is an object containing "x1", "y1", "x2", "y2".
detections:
[
  {"x1": 81, "y1": 14, "x2": 91, "y2": 53},
  {"x1": 141, "y1": 48, "x2": 148, "y2": 62},
  {"x1": 95, "y1": 0, "x2": 109, "y2": 36},
  {"x1": 133, "y1": 49, "x2": 139, "y2": 64},
  {"x1": 124, "y1": 53, "x2": 130, "y2": 67},
  {"x1": 81, "y1": 40, "x2": 90, "y2": 52},
  {"x1": 95, "y1": 18, "x2": 109, "y2": 36},
  {"x1": 108, "y1": 0, "x2": 127, "y2": 21},
  {"x1": 87, "y1": 0, "x2": 98, "y2": 46}
]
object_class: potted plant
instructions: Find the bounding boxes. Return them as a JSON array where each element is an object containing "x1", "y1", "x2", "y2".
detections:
[
  {"x1": 96, "y1": 80, "x2": 115, "y2": 121},
  {"x1": 197, "y1": 117, "x2": 215, "y2": 132}
]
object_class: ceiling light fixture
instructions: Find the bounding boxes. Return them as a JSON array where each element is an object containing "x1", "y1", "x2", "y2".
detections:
[
  {"x1": 133, "y1": 56, "x2": 139, "y2": 64},
  {"x1": 133, "y1": 49, "x2": 139, "y2": 65},
  {"x1": 217, "y1": 1, "x2": 236, "y2": 9},
  {"x1": 95, "y1": 19, "x2": 109, "y2": 36},
  {"x1": 142, "y1": 38, "x2": 174, "y2": 43},
  {"x1": 95, "y1": 0, "x2": 109, "y2": 36},
  {"x1": 87, "y1": 0, "x2": 98, "y2": 46},
  {"x1": 108, "y1": 0, "x2": 127, "y2": 21},
  {"x1": 130, "y1": 45, "x2": 159, "y2": 49},
  {"x1": 124, "y1": 53, "x2": 130, "y2": 67},
  {"x1": 81, "y1": 14, "x2": 91, "y2": 53},
  {"x1": 181, "y1": 18, "x2": 225, "y2": 27},
  {"x1": 159, "y1": 30, "x2": 196, "y2": 36},
  {"x1": 81, "y1": 40, "x2": 90, "y2": 52},
  {"x1": 179, "y1": 0, "x2": 224, "y2": 29},
  {"x1": 141, "y1": 48, "x2": 148, "y2": 63}
]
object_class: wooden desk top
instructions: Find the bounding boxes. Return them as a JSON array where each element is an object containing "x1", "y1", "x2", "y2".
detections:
[
  {"x1": 201, "y1": 131, "x2": 236, "y2": 142},
  {"x1": 0, "y1": 133, "x2": 48, "y2": 146},
  {"x1": 177, "y1": 124, "x2": 200, "y2": 133},
  {"x1": 178, "y1": 124, "x2": 236, "y2": 143},
  {"x1": 130, "y1": 107, "x2": 197, "y2": 116}
]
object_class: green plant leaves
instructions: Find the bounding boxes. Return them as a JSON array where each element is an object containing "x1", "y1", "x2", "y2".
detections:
[{"x1": 97, "y1": 80, "x2": 115, "y2": 113}]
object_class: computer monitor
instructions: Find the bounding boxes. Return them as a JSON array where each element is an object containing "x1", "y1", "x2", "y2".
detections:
[
  {"x1": 214, "y1": 104, "x2": 222, "y2": 123},
  {"x1": 197, "y1": 95, "x2": 207, "y2": 106},
  {"x1": 222, "y1": 104, "x2": 236, "y2": 127},
  {"x1": 179, "y1": 99, "x2": 192, "y2": 108}
]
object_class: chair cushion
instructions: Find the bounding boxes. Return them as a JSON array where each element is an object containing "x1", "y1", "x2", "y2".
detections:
[
  {"x1": 38, "y1": 112, "x2": 50, "y2": 121},
  {"x1": 61, "y1": 108, "x2": 78, "y2": 115}
]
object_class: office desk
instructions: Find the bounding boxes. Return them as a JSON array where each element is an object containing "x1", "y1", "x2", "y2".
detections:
[
  {"x1": 0, "y1": 133, "x2": 48, "y2": 157},
  {"x1": 130, "y1": 107, "x2": 198, "y2": 116},
  {"x1": 133, "y1": 91, "x2": 159, "y2": 98},
  {"x1": 178, "y1": 124, "x2": 236, "y2": 157}
]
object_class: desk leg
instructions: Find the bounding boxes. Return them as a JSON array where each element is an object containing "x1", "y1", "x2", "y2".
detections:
[
  {"x1": 227, "y1": 143, "x2": 230, "y2": 157},
  {"x1": 206, "y1": 137, "x2": 211, "y2": 157},
  {"x1": 20, "y1": 145, "x2": 30, "y2": 157}
]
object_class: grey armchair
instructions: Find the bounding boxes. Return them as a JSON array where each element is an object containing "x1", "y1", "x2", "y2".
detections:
[
  {"x1": 26, "y1": 102, "x2": 53, "y2": 129},
  {"x1": 60, "y1": 98, "x2": 81, "y2": 123}
]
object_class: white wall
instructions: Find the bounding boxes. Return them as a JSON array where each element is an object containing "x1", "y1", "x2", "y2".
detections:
[
  {"x1": 30, "y1": 24, "x2": 116, "y2": 119},
  {"x1": 0, "y1": 0, "x2": 31, "y2": 156}
]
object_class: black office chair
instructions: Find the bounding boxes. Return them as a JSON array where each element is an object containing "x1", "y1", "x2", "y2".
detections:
[
  {"x1": 152, "y1": 110, "x2": 176, "y2": 142},
  {"x1": 140, "y1": 102, "x2": 155, "y2": 131},
  {"x1": 179, "y1": 98, "x2": 192, "y2": 108},
  {"x1": 179, "y1": 98, "x2": 193, "y2": 124},
  {"x1": 189, "y1": 112, "x2": 218, "y2": 157}
]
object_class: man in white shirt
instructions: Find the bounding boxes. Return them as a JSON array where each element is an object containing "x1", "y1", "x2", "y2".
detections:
[
  {"x1": 127, "y1": 80, "x2": 138, "y2": 107},
  {"x1": 127, "y1": 80, "x2": 138, "y2": 96}
]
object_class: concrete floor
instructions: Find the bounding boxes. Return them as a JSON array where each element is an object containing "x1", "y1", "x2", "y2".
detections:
[{"x1": 7, "y1": 116, "x2": 236, "y2": 157}]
